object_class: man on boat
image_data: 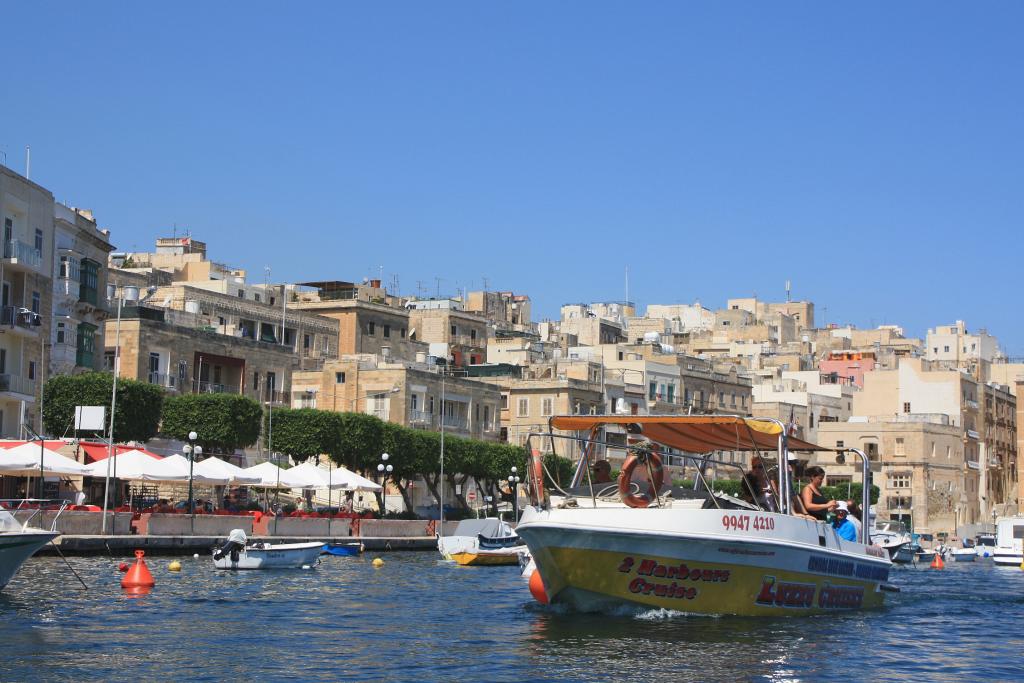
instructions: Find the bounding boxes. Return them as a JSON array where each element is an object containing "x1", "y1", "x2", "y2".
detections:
[{"x1": 832, "y1": 501, "x2": 858, "y2": 541}]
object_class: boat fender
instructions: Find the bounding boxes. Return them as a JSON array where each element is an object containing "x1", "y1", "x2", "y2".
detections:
[
  {"x1": 214, "y1": 528, "x2": 248, "y2": 561},
  {"x1": 618, "y1": 444, "x2": 665, "y2": 508}
]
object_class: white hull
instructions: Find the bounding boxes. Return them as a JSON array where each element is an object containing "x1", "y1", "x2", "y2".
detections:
[
  {"x1": 516, "y1": 506, "x2": 891, "y2": 616},
  {"x1": 437, "y1": 518, "x2": 513, "y2": 560},
  {"x1": 992, "y1": 551, "x2": 1023, "y2": 566},
  {"x1": 212, "y1": 541, "x2": 324, "y2": 570},
  {"x1": 951, "y1": 549, "x2": 977, "y2": 562},
  {"x1": 0, "y1": 530, "x2": 58, "y2": 590}
]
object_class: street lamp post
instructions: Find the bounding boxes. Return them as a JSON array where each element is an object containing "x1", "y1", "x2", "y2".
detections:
[
  {"x1": 183, "y1": 430, "x2": 202, "y2": 532},
  {"x1": 507, "y1": 466, "x2": 521, "y2": 524},
  {"x1": 101, "y1": 284, "x2": 139, "y2": 534},
  {"x1": 377, "y1": 452, "x2": 393, "y2": 516}
]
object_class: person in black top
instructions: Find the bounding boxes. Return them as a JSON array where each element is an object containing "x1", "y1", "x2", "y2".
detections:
[{"x1": 800, "y1": 466, "x2": 836, "y2": 521}]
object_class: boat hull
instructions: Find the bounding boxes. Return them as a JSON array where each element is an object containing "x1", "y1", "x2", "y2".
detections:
[
  {"x1": 322, "y1": 543, "x2": 364, "y2": 556},
  {"x1": 451, "y1": 548, "x2": 524, "y2": 566},
  {"x1": 516, "y1": 507, "x2": 890, "y2": 617},
  {"x1": 992, "y1": 551, "x2": 1023, "y2": 566},
  {"x1": 951, "y1": 549, "x2": 976, "y2": 562},
  {"x1": 213, "y1": 541, "x2": 324, "y2": 570},
  {"x1": 0, "y1": 531, "x2": 58, "y2": 590}
]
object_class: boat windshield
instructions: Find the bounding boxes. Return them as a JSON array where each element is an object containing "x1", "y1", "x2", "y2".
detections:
[
  {"x1": 0, "y1": 509, "x2": 21, "y2": 532},
  {"x1": 976, "y1": 534, "x2": 996, "y2": 547},
  {"x1": 876, "y1": 520, "x2": 909, "y2": 535}
]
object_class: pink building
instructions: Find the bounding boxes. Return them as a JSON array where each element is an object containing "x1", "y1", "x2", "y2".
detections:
[{"x1": 819, "y1": 351, "x2": 877, "y2": 388}]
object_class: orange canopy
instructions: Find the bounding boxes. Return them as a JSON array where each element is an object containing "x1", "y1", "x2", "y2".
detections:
[{"x1": 548, "y1": 415, "x2": 827, "y2": 453}]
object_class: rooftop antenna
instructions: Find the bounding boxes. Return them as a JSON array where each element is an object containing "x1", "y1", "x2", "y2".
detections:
[
  {"x1": 434, "y1": 276, "x2": 443, "y2": 299},
  {"x1": 25, "y1": 146, "x2": 30, "y2": 180},
  {"x1": 416, "y1": 280, "x2": 427, "y2": 298},
  {"x1": 624, "y1": 265, "x2": 630, "y2": 305},
  {"x1": 785, "y1": 280, "x2": 791, "y2": 303},
  {"x1": 482, "y1": 276, "x2": 490, "y2": 292}
]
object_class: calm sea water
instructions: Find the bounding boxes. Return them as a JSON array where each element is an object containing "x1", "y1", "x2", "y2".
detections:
[{"x1": 2, "y1": 553, "x2": 1023, "y2": 682}]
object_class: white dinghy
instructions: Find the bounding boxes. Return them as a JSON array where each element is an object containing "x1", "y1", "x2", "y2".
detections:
[{"x1": 212, "y1": 529, "x2": 323, "y2": 570}]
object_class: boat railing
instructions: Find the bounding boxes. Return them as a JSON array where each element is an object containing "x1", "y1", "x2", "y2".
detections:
[
  {"x1": 0, "y1": 499, "x2": 71, "y2": 532},
  {"x1": 523, "y1": 431, "x2": 761, "y2": 512}
]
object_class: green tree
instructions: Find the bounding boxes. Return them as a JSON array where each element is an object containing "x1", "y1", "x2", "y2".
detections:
[
  {"x1": 327, "y1": 412, "x2": 385, "y2": 473},
  {"x1": 43, "y1": 372, "x2": 164, "y2": 442},
  {"x1": 263, "y1": 407, "x2": 341, "y2": 462},
  {"x1": 161, "y1": 393, "x2": 262, "y2": 452}
]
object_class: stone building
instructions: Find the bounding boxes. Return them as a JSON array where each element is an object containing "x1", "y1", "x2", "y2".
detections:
[
  {"x1": 406, "y1": 299, "x2": 488, "y2": 367},
  {"x1": 818, "y1": 417, "x2": 972, "y2": 536},
  {"x1": 464, "y1": 290, "x2": 532, "y2": 334},
  {"x1": 291, "y1": 355, "x2": 502, "y2": 441}
]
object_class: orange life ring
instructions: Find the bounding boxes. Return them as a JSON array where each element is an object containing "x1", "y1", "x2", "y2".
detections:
[
  {"x1": 527, "y1": 449, "x2": 546, "y2": 505},
  {"x1": 618, "y1": 445, "x2": 664, "y2": 508}
]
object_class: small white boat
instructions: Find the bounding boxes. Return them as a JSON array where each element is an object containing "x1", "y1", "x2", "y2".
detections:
[
  {"x1": 0, "y1": 501, "x2": 61, "y2": 590},
  {"x1": 975, "y1": 532, "x2": 996, "y2": 560},
  {"x1": 438, "y1": 518, "x2": 516, "y2": 560},
  {"x1": 951, "y1": 547, "x2": 977, "y2": 562},
  {"x1": 992, "y1": 517, "x2": 1024, "y2": 567},
  {"x1": 213, "y1": 529, "x2": 323, "y2": 570}
]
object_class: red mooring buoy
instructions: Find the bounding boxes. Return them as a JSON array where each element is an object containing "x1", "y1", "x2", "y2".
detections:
[{"x1": 122, "y1": 550, "x2": 156, "y2": 589}]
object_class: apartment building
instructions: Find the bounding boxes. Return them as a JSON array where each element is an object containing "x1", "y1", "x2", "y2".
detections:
[
  {"x1": 751, "y1": 370, "x2": 855, "y2": 445},
  {"x1": 292, "y1": 281, "x2": 426, "y2": 363},
  {"x1": 818, "y1": 417, "x2": 972, "y2": 535},
  {"x1": 291, "y1": 355, "x2": 502, "y2": 441},
  {"x1": 644, "y1": 302, "x2": 715, "y2": 333},
  {"x1": 979, "y1": 382, "x2": 1017, "y2": 517},
  {"x1": 464, "y1": 290, "x2": 532, "y2": 334},
  {"x1": 51, "y1": 204, "x2": 114, "y2": 377},
  {"x1": 406, "y1": 299, "x2": 488, "y2": 367},
  {"x1": 819, "y1": 350, "x2": 877, "y2": 388},
  {"x1": 925, "y1": 321, "x2": 1001, "y2": 377},
  {"x1": 0, "y1": 166, "x2": 54, "y2": 436},
  {"x1": 106, "y1": 305, "x2": 297, "y2": 406}
]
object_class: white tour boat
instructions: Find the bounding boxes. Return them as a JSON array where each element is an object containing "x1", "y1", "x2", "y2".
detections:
[
  {"x1": 515, "y1": 416, "x2": 894, "y2": 617},
  {"x1": 0, "y1": 500, "x2": 62, "y2": 590},
  {"x1": 213, "y1": 529, "x2": 323, "y2": 570},
  {"x1": 992, "y1": 517, "x2": 1024, "y2": 567}
]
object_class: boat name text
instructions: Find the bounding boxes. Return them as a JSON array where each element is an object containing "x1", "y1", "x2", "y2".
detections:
[{"x1": 618, "y1": 556, "x2": 731, "y2": 601}]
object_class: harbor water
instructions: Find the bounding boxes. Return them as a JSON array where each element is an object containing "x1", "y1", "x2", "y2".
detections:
[{"x1": 3, "y1": 553, "x2": 1023, "y2": 682}]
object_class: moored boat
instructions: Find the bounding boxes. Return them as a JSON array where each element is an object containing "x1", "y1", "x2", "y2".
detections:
[
  {"x1": 951, "y1": 547, "x2": 977, "y2": 562},
  {"x1": 992, "y1": 517, "x2": 1024, "y2": 567},
  {"x1": 213, "y1": 529, "x2": 323, "y2": 570},
  {"x1": 438, "y1": 518, "x2": 517, "y2": 561},
  {"x1": 0, "y1": 500, "x2": 62, "y2": 590},
  {"x1": 322, "y1": 542, "x2": 364, "y2": 556},
  {"x1": 515, "y1": 416, "x2": 893, "y2": 616},
  {"x1": 451, "y1": 546, "x2": 522, "y2": 566}
]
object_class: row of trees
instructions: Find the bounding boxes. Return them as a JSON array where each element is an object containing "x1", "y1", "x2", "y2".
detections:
[{"x1": 41, "y1": 373, "x2": 554, "y2": 514}]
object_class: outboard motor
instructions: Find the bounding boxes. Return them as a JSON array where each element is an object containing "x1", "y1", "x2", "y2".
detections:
[{"x1": 214, "y1": 528, "x2": 248, "y2": 562}]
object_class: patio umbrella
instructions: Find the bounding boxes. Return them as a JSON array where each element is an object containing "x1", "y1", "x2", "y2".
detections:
[
  {"x1": 242, "y1": 461, "x2": 307, "y2": 488},
  {"x1": 193, "y1": 456, "x2": 262, "y2": 485},
  {"x1": 83, "y1": 449, "x2": 180, "y2": 481},
  {"x1": 159, "y1": 454, "x2": 231, "y2": 485},
  {"x1": 0, "y1": 442, "x2": 91, "y2": 476}
]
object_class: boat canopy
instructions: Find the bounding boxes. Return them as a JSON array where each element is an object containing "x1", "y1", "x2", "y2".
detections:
[{"x1": 547, "y1": 415, "x2": 827, "y2": 453}]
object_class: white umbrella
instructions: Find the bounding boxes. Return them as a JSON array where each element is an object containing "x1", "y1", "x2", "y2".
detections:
[
  {"x1": 242, "y1": 461, "x2": 307, "y2": 489},
  {"x1": 83, "y1": 449, "x2": 180, "y2": 481},
  {"x1": 286, "y1": 461, "x2": 355, "y2": 490},
  {"x1": 321, "y1": 463, "x2": 382, "y2": 492},
  {"x1": 0, "y1": 442, "x2": 90, "y2": 476},
  {"x1": 193, "y1": 456, "x2": 262, "y2": 485},
  {"x1": 160, "y1": 454, "x2": 231, "y2": 485}
]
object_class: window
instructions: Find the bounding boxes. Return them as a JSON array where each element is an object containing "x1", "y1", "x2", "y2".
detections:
[
  {"x1": 28, "y1": 361, "x2": 35, "y2": 380},
  {"x1": 484, "y1": 405, "x2": 490, "y2": 424},
  {"x1": 383, "y1": 324, "x2": 390, "y2": 338},
  {"x1": 31, "y1": 291, "x2": 40, "y2": 314},
  {"x1": 501, "y1": 395, "x2": 508, "y2": 409},
  {"x1": 903, "y1": 402, "x2": 911, "y2": 414},
  {"x1": 836, "y1": 440, "x2": 844, "y2": 448},
  {"x1": 304, "y1": 334, "x2": 311, "y2": 350},
  {"x1": 368, "y1": 322, "x2": 375, "y2": 335},
  {"x1": 76, "y1": 323, "x2": 96, "y2": 367},
  {"x1": 400, "y1": 328, "x2": 406, "y2": 338},
  {"x1": 79, "y1": 259, "x2": 99, "y2": 305},
  {"x1": 450, "y1": 325, "x2": 457, "y2": 336},
  {"x1": 730, "y1": 392, "x2": 736, "y2": 407},
  {"x1": 944, "y1": 345, "x2": 950, "y2": 353},
  {"x1": 335, "y1": 372, "x2": 346, "y2": 384},
  {"x1": 517, "y1": 398, "x2": 529, "y2": 417},
  {"x1": 254, "y1": 293, "x2": 261, "y2": 303},
  {"x1": 56, "y1": 321, "x2": 67, "y2": 344},
  {"x1": 649, "y1": 382, "x2": 657, "y2": 400},
  {"x1": 411, "y1": 394, "x2": 418, "y2": 411},
  {"x1": 809, "y1": 413, "x2": 815, "y2": 429},
  {"x1": 888, "y1": 472, "x2": 912, "y2": 489},
  {"x1": 429, "y1": 396, "x2": 435, "y2": 413},
  {"x1": 542, "y1": 398, "x2": 554, "y2": 416},
  {"x1": 865, "y1": 443, "x2": 879, "y2": 460},
  {"x1": 238, "y1": 289, "x2": 245, "y2": 298},
  {"x1": 269, "y1": 297, "x2": 275, "y2": 306},
  {"x1": 34, "y1": 229, "x2": 43, "y2": 254},
  {"x1": 718, "y1": 392, "x2": 724, "y2": 406},
  {"x1": 253, "y1": 372, "x2": 261, "y2": 392},
  {"x1": 470, "y1": 329, "x2": 477, "y2": 341},
  {"x1": 59, "y1": 255, "x2": 79, "y2": 280},
  {"x1": 894, "y1": 438, "x2": 906, "y2": 456}
]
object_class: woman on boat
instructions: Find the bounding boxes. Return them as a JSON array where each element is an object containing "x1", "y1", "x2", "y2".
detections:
[{"x1": 800, "y1": 466, "x2": 836, "y2": 521}]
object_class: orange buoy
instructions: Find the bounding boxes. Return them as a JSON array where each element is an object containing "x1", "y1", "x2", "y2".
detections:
[
  {"x1": 122, "y1": 550, "x2": 156, "y2": 588},
  {"x1": 930, "y1": 552, "x2": 945, "y2": 570},
  {"x1": 529, "y1": 568, "x2": 548, "y2": 604}
]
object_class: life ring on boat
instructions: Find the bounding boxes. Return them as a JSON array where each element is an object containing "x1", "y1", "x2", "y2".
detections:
[
  {"x1": 618, "y1": 444, "x2": 664, "y2": 508},
  {"x1": 527, "y1": 449, "x2": 546, "y2": 505}
]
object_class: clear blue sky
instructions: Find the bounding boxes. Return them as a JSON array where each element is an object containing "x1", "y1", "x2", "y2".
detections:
[{"x1": 3, "y1": 3, "x2": 1022, "y2": 352}]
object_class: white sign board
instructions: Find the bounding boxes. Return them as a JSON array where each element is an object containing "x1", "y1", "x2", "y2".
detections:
[{"x1": 74, "y1": 406, "x2": 106, "y2": 431}]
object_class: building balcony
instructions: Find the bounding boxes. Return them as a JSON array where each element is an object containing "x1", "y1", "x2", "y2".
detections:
[
  {"x1": 147, "y1": 372, "x2": 178, "y2": 390},
  {"x1": 194, "y1": 380, "x2": 241, "y2": 394},
  {"x1": 3, "y1": 240, "x2": 42, "y2": 271},
  {"x1": 55, "y1": 277, "x2": 80, "y2": 301},
  {"x1": 0, "y1": 373, "x2": 36, "y2": 399},
  {"x1": 0, "y1": 306, "x2": 41, "y2": 336},
  {"x1": 441, "y1": 415, "x2": 469, "y2": 430},
  {"x1": 409, "y1": 410, "x2": 434, "y2": 427},
  {"x1": 964, "y1": 399, "x2": 980, "y2": 410},
  {"x1": 482, "y1": 421, "x2": 499, "y2": 433},
  {"x1": 966, "y1": 429, "x2": 980, "y2": 440},
  {"x1": 50, "y1": 341, "x2": 78, "y2": 368}
]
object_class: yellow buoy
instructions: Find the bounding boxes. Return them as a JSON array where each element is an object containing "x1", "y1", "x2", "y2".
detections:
[
  {"x1": 168, "y1": 560, "x2": 182, "y2": 572},
  {"x1": 372, "y1": 558, "x2": 384, "y2": 568}
]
